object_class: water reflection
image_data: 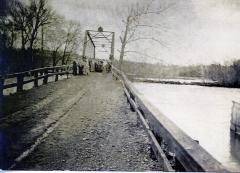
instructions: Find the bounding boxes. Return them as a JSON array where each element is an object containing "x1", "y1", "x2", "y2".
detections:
[{"x1": 134, "y1": 82, "x2": 240, "y2": 171}]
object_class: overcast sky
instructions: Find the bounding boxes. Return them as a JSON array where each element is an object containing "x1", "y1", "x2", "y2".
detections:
[{"x1": 49, "y1": 0, "x2": 240, "y2": 65}]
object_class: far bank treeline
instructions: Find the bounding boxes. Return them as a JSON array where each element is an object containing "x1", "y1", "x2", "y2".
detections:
[
  {"x1": 1, "y1": 0, "x2": 82, "y2": 73},
  {"x1": 118, "y1": 60, "x2": 240, "y2": 87}
]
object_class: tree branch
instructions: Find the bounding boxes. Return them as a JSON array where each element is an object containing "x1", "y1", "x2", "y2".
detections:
[
  {"x1": 127, "y1": 37, "x2": 168, "y2": 48},
  {"x1": 123, "y1": 50, "x2": 164, "y2": 63}
]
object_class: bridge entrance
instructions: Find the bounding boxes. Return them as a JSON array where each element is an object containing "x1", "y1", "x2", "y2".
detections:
[{"x1": 82, "y1": 27, "x2": 115, "y2": 72}]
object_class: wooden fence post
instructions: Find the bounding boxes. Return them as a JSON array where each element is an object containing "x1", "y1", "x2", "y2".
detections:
[
  {"x1": 43, "y1": 69, "x2": 48, "y2": 84},
  {"x1": 17, "y1": 74, "x2": 24, "y2": 92},
  {"x1": 34, "y1": 71, "x2": 38, "y2": 87}
]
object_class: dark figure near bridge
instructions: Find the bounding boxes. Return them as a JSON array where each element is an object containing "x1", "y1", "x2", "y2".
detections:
[
  {"x1": 73, "y1": 61, "x2": 85, "y2": 75},
  {"x1": 95, "y1": 61, "x2": 104, "y2": 72},
  {"x1": 73, "y1": 61, "x2": 78, "y2": 75},
  {"x1": 78, "y1": 64, "x2": 84, "y2": 75}
]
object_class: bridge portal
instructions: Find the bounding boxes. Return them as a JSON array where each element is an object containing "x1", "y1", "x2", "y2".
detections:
[{"x1": 82, "y1": 27, "x2": 115, "y2": 73}]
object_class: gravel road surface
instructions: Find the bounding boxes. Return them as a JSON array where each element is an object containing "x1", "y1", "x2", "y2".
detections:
[{"x1": 1, "y1": 73, "x2": 162, "y2": 171}]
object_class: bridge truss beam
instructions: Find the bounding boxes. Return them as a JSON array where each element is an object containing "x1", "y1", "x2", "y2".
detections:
[{"x1": 82, "y1": 28, "x2": 115, "y2": 62}]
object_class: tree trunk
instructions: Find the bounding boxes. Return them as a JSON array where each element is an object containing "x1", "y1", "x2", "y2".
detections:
[
  {"x1": 29, "y1": 30, "x2": 38, "y2": 69},
  {"x1": 62, "y1": 46, "x2": 67, "y2": 65},
  {"x1": 41, "y1": 25, "x2": 44, "y2": 67},
  {"x1": 10, "y1": 28, "x2": 14, "y2": 49},
  {"x1": 52, "y1": 51, "x2": 57, "y2": 66},
  {"x1": 119, "y1": 16, "x2": 130, "y2": 71},
  {"x1": 52, "y1": 57, "x2": 56, "y2": 66},
  {"x1": 21, "y1": 31, "x2": 25, "y2": 51},
  {"x1": 41, "y1": 25, "x2": 44, "y2": 53},
  {"x1": 61, "y1": 56, "x2": 65, "y2": 65}
]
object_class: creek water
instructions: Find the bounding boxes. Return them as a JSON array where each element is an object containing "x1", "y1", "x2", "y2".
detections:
[{"x1": 133, "y1": 82, "x2": 240, "y2": 172}]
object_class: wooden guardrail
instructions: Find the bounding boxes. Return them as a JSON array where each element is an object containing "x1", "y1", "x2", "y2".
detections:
[
  {"x1": 231, "y1": 101, "x2": 240, "y2": 135},
  {"x1": 111, "y1": 66, "x2": 228, "y2": 172},
  {"x1": 0, "y1": 65, "x2": 72, "y2": 96}
]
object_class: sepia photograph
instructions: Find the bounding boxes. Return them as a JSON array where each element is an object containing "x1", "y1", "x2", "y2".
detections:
[{"x1": 0, "y1": 0, "x2": 240, "y2": 172}]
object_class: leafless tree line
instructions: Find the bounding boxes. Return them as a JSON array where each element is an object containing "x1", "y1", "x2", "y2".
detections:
[
  {"x1": 204, "y1": 60, "x2": 240, "y2": 87},
  {"x1": 0, "y1": 0, "x2": 81, "y2": 70},
  {"x1": 1, "y1": 0, "x2": 178, "y2": 73}
]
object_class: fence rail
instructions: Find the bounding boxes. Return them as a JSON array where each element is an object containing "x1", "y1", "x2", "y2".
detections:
[
  {"x1": 231, "y1": 101, "x2": 240, "y2": 135},
  {"x1": 0, "y1": 65, "x2": 72, "y2": 96},
  {"x1": 111, "y1": 65, "x2": 228, "y2": 172}
]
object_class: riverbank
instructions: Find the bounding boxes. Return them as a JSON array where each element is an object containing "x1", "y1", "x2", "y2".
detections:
[{"x1": 132, "y1": 77, "x2": 240, "y2": 88}]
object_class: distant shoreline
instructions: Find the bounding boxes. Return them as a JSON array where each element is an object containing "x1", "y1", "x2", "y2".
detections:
[{"x1": 132, "y1": 77, "x2": 240, "y2": 89}]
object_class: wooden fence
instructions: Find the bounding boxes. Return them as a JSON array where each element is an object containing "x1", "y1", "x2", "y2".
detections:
[
  {"x1": 0, "y1": 65, "x2": 72, "y2": 96},
  {"x1": 111, "y1": 66, "x2": 228, "y2": 172},
  {"x1": 231, "y1": 101, "x2": 240, "y2": 135}
]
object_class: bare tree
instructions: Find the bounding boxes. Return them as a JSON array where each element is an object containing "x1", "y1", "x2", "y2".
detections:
[
  {"x1": 45, "y1": 16, "x2": 65, "y2": 66},
  {"x1": 27, "y1": 0, "x2": 52, "y2": 67},
  {"x1": 0, "y1": 17, "x2": 14, "y2": 49},
  {"x1": 118, "y1": 0, "x2": 174, "y2": 70},
  {"x1": 8, "y1": 1, "x2": 30, "y2": 51},
  {"x1": 45, "y1": 18, "x2": 81, "y2": 66},
  {"x1": 0, "y1": 0, "x2": 12, "y2": 49},
  {"x1": 4, "y1": 0, "x2": 53, "y2": 66},
  {"x1": 0, "y1": 1, "x2": 28, "y2": 50},
  {"x1": 61, "y1": 21, "x2": 81, "y2": 65}
]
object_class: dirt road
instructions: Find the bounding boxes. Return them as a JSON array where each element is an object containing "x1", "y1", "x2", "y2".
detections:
[{"x1": 1, "y1": 73, "x2": 162, "y2": 171}]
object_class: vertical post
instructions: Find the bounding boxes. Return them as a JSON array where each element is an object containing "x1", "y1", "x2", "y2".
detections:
[
  {"x1": 87, "y1": 31, "x2": 95, "y2": 59},
  {"x1": 34, "y1": 71, "x2": 38, "y2": 87},
  {"x1": 110, "y1": 32, "x2": 115, "y2": 63},
  {"x1": 231, "y1": 101, "x2": 240, "y2": 134},
  {"x1": 82, "y1": 31, "x2": 88, "y2": 57},
  {"x1": 43, "y1": 69, "x2": 48, "y2": 84},
  {"x1": 17, "y1": 74, "x2": 24, "y2": 92}
]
